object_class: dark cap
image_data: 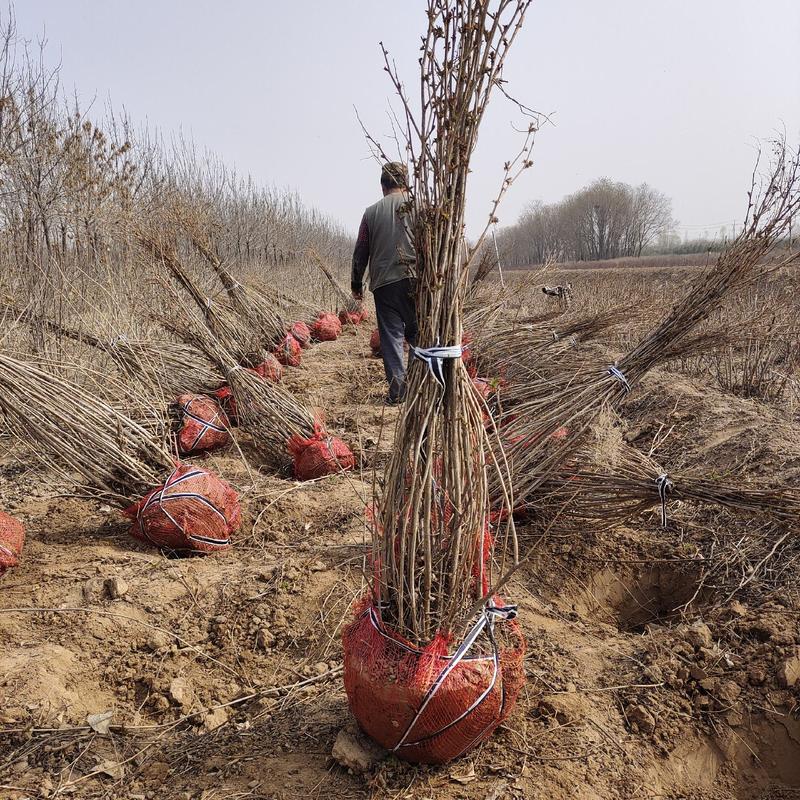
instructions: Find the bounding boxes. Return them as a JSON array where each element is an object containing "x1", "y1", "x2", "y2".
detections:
[{"x1": 381, "y1": 161, "x2": 408, "y2": 189}]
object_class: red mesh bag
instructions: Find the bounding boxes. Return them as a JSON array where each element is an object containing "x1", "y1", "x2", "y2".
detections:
[
  {"x1": 312, "y1": 312, "x2": 342, "y2": 342},
  {"x1": 124, "y1": 464, "x2": 240, "y2": 554},
  {"x1": 343, "y1": 596, "x2": 525, "y2": 764},
  {"x1": 175, "y1": 394, "x2": 232, "y2": 455},
  {"x1": 212, "y1": 386, "x2": 237, "y2": 425},
  {"x1": 369, "y1": 328, "x2": 382, "y2": 357},
  {"x1": 288, "y1": 423, "x2": 355, "y2": 480},
  {"x1": 339, "y1": 303, "x2": 368, "y2": 326},
  {"x1": 290, "y1": 321, "x2": 312, "y2": 349},
  {"x1": 254, "y1": 352, "x2": 284, "y2": 382},
  {"x1": 339, "y1": 309, "x2": 361, "y2": 326},
  {"x1": 0, "y1": 511, "x2": 24, "y2": 576},
  {"x1": 274, "y1": 334, "x2": 302, "y2": 367}
]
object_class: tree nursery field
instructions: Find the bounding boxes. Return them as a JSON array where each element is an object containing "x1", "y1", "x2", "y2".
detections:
[{"x1": 1, "y1": 2, "x2": 799, "y2": 799}]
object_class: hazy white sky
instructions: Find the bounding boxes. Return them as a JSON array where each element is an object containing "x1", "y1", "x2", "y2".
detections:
[{"x1": 16, "y1": 1, "x2": 800, "y2": 240}]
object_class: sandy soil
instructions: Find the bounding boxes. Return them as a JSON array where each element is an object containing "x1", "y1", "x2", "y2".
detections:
[{"x1": 1, "y1": 321, "x2": 799, "y2": 800}]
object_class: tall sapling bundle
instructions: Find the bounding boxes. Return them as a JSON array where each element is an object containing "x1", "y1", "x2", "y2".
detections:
[
  {"x1": 0, "y1": 354, "x2": 240, "y2": 554},
  {"x1": 309, "y1": 249, "x2": 369, "y2": 325},
  {"x1": 343, "y1": 0, "x2": 535, "y2": 765},
  {"x1": 498, "y1": 140, "x2": 800, "y2": 511},
  {"x1": 163, "y1": 290, "x2": 355, "y2": 481}
]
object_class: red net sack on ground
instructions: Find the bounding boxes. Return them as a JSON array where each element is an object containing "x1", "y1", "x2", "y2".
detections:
[
  {"x1": 369, "y1": 328, "x2": 382, "y2": 357},
  {"x1": 312, "y1": 312, "x2": 342, "y2": 342},
  {"x1": 339, "y1": 309, "x2": 361, "y2": 326},
  {"x1": 175, "y1": 394, "x2": 232, "y2": 455},
  {"x1": 343, "y1": 596, "x2": 525, "y2": 764},
  {"x1": 274, "y1": 333, "x2": 302, "y2": 367},
  {"x1": 0, "y1": 511, "x2": 24, "y2": 576},
  {"x1": 212, "y1": 386, "x2": 237, "y2": 425},
  {"x1": 124, "y1": 464, "x2": 240, "y2": 554},
  {"x1": 288, "y1": 423, "x2": 355, "y2": 480},
  {"x1": 254, "y1": 352, "x2": 284, "y2": 382},
  {"x1": 290, "y1": 321, "x2": 312, "y2": 349},
  {"x1": 339, "y1": 303, "x2": 368, "y2": 326}
]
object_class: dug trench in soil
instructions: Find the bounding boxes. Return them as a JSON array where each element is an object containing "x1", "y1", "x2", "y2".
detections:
[
  {"x1": 574, "y1": 562, "x2": 711, "y2": 633},
  {"x1": 1, "y1": 333, "x2": 799, "y2": 799}
]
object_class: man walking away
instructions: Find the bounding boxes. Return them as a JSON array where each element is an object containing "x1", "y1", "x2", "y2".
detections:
[{"x1": 351, "y1": 162, "x2": 417, "y2": 405}]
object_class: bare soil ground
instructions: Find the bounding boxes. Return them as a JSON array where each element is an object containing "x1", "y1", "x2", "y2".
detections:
[{"x1": 1, "y1": 322, "x2": 799, "y2": 800}]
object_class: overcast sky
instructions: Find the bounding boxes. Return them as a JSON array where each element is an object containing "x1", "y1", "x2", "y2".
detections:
[{"x1": 15, "y1": 1, "x2": 800, "y2": 240}]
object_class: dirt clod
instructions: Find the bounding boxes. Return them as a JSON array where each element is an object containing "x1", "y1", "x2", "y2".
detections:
[
  {"x1": 625, "y1": 703, "x2": 656, "y2": 734},
  {"x1": 776, "y1": 648, "x2": 800, "y2": 688},
  {"x1": 104, "y1": 576, "x2": 129, "y2": 599},
  {"x1": 331, "y1": 726, "x2": 386, "y2": 774},
  {"x1": 685, "y1": 621, "x2": 713, "y2": 650},
  {"x1": 202, "y1": 707, "x2": 229, "y2": 731},
  {"x1": 169, "y1": 677, "x2": 194, "y2": 709},
  {"x1": 256, "y1": 627, "x2": 275, "y2": 651}
]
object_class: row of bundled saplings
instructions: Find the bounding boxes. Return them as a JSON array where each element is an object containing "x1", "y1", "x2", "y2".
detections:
[
  {"x1": 2, "y1": 0, "x2": 800, "y2": 769},
  {"x1": 0, "y1": 197, "x2": 371, "y2": 573}
]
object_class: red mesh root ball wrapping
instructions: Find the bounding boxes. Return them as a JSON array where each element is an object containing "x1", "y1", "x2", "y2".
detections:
[
  {"x1": 254, "y1": 352, "x2": 284, "y2": 382},
  {"x1": 290, "y1": 321, "x2": 312, "y2": 349},
  {"x1": 339, "y1": 304, "x2": 368, "y2": 326},
  {"x1": 312, "y1": 312, "x2": 342, "y2": 342},
  {"x1": 274, "y1": 334, "x2": 302, "y2": 367},
  {"x1": 343, "y1": 598, "x2": 525, "y2": 764},
  {"x1": 175, "y1": 394, "x2": 232, "y2": 455},
  {"x1": 212, "y1": 386, "x2": 237, "y2": 425},
  {"x1": 124, "y1": 465, "x2": 240, "y2": 554},
  {"x1": 288, "y1": 424, "x2": 355, "y2": 481},
  {"x1": 369, "y1": 328, "x2": 382, "y2": 357},
  {"x1": 339, "y1": 309, "x2": 361, "y2": 326},
  {"x1": 0, "y1": 511, "x2": 24, "y2": 576}
]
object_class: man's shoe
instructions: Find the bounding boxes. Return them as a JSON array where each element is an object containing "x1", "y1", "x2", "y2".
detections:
[{"x1": 384, "y1": 395, "x2": 404, "y2": 406}]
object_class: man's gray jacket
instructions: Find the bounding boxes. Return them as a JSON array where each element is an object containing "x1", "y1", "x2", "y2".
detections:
[{"x1": 351, "y1": 191, "x2": 415, "y2": 294}]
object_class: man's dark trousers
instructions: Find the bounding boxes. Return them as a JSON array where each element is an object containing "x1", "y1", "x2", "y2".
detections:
[{"x1": 373, "y1": 278, "x2": 417, "y2": 402}]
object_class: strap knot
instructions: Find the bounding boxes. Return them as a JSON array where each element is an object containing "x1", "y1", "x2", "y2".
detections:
[
  {"x1": 655, "y1": 473, "x2": 674, "y2": 528},
  {"x1": 411, "y1": 344, "x2": 464, "y2": 388},
  {"x1": 607, "y1": 364, "x2": 631, "y2": 393},
  {"x1": 390, "y1": 599, "x2": 518, "y2": 753}
]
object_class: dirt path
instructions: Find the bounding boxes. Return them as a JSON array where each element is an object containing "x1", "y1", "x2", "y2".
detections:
[{"x1": 1, "y1": 327, "x2": 799, "y2": 799}]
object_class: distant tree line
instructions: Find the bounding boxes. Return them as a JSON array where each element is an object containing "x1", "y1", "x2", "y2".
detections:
[{"x1": 497, "y1": 178, "x2": 674, "y2": 266}]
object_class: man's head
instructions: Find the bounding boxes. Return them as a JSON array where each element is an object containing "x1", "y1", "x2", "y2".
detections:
[{"x1": 380, "y1": 162, "x2": 408, "y2": 194}]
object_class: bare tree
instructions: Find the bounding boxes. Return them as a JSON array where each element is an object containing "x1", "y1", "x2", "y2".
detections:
[{"x1": 498, "y1": 178, "x2": 674, "y2": 266}]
